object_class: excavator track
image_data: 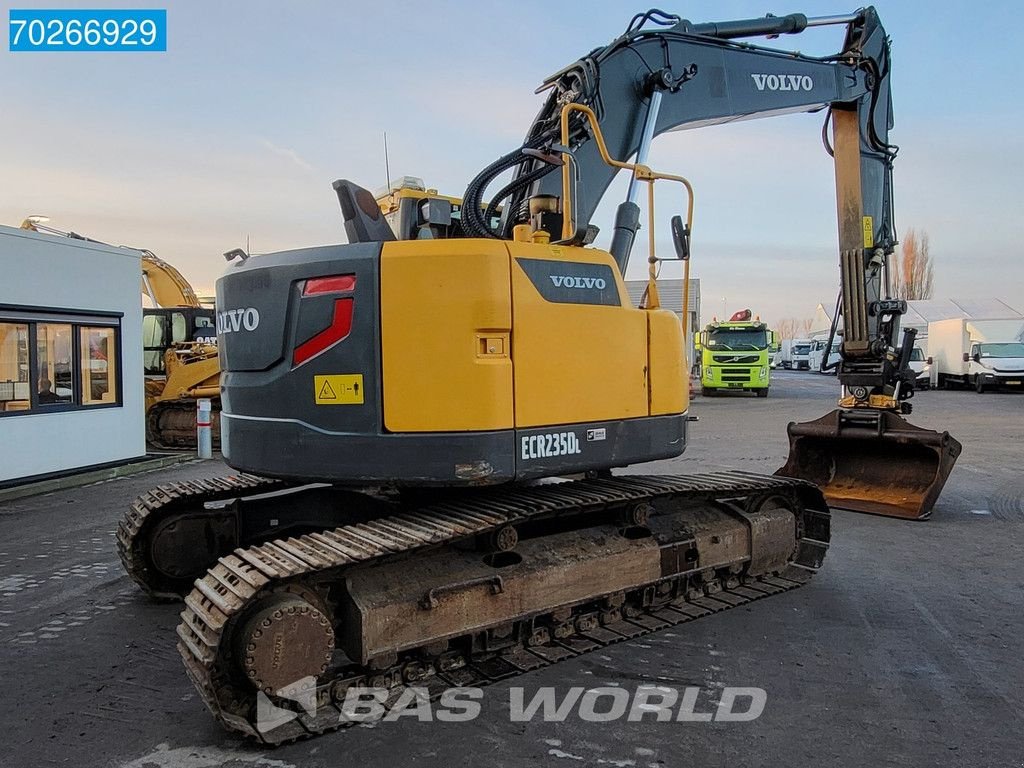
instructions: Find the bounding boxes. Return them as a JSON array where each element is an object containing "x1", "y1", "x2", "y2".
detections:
[
  {"x1": 146, "y1": 399, "x2": 222, "y2": 450},
  {"x1": 117, "y1": 474, "x2": 396, "y2": 599},
  {"x1": 117, "y1": 474, "x2": 297, "y2": 599},
  {"x1": 173, "y1": 471, "x2": 829, "y2": 744}
]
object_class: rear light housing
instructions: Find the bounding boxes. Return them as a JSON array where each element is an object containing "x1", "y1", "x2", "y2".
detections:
[
  {"x1": 303, "y1": 274, "x2": 356, "y2": 295},
  {"x1": 293, "y1": 274, "x2": 356, "y2": 367}
]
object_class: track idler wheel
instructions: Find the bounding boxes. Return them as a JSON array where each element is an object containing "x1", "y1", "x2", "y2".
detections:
[{"x1": 236, "y1": 594, "x2": 335, "y2": 695}]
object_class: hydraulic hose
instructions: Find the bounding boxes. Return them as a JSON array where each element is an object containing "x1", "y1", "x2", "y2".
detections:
[
  {"x1": 485, "y1": 165, "x2": 554, "y2": 237},
  {"x1": 461, "y1": 149, "x2": 529, "y2": 238},
  {"x1": 462, "y1": 136, "x2": 549, "y2": 239}
]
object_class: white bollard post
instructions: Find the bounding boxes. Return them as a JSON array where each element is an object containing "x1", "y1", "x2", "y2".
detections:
[{"x1": 197, "y1": 398, "x2": 213, "y2": 459}]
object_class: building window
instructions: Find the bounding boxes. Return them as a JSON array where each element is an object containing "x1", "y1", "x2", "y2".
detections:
[
  {"x1": 81, "y1": 327, "x2": 117, "y2": 405},
  {"x1": 0, "y1": 322, "x2": 31, "y2": 413},
  {"x1": 36, "y1": 323, "x2": 74, "y2": 405},
  {"x1": 0, "y1": 309, "x2": 121, "y2": 416}
]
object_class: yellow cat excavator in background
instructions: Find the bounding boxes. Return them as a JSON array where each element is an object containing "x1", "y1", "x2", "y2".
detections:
[
  {"x1": 18, "y1": 217, "x2": 220, "y2": 448},
  {"x1": 138, "y1": 249, "x2": 221, "y2": 449}
]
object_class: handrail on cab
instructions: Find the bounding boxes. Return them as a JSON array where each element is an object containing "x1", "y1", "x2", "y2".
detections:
[{"x1": 557, "y1": 103, "x2": 693, "y2": 334}]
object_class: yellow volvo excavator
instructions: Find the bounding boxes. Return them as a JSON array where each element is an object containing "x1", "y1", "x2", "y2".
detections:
[
  {"x1": 117, "y1": 7, "x2": 960, "y2": 743},
  {"x1": 19, "y1": 218, "x2": 220, "y2": 448}
]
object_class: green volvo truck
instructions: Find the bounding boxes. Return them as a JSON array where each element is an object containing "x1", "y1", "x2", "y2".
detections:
[{"x1": 695, "y1": 310, "x2": 777, "y2": 397}]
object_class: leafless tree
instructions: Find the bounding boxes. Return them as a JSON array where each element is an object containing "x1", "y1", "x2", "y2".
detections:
[
  {"x1": 892, "y1": 228, "x2": 934, "y2": 300},
  {"x1": 775, "y1": 317, "x2": 814, "y2": 339}
]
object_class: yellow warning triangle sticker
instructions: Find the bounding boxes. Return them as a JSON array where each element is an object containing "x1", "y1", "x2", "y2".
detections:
[{"x1": 318, "y1": 380, "x2": 337, "y2": 400}]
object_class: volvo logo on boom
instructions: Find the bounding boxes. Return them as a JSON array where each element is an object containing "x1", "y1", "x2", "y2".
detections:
[
  {"x1": 751, "y1": 74, "x2": 813, "y2": 92},
  {"x1": 217, "y1": 307, "x2": 260, "y2": 334},
  {"x1": 550, "y1": 275, "x2": 607, "y2": 290}
]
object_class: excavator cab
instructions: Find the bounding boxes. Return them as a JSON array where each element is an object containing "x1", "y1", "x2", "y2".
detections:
[{"x1": 142, "y1": 306, "x2": 216, "y2": 375}]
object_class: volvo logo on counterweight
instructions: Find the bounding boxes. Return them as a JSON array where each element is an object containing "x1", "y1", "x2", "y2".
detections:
[
  {"x1": 550, "y1": 275, "x2": 607, "y2": 290},
  {"x1": 751, "y1": 73, "x2": 813, "y2": 92},
  {"x1": 217, "y1": 307, "x2": 260, "y2": 334}
]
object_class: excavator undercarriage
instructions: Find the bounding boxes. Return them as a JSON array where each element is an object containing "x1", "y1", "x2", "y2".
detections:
[{"x1": 123, "y1": 472, "x2": 828, "y2": 743}]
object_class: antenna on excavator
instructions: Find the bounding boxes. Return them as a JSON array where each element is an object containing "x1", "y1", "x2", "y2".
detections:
[{"x1": 383, "y1": 131, "x2": 391, "y2": 191}]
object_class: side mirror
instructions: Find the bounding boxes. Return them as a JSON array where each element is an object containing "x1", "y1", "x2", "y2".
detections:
[
  {"x1": 693, "y1": 332, "x2": 702, "y2": 351},
  {"x1": 670, "y1": 215, "x2": 690, "y2": 260},
  {"x1": 963, "y1": 352, "x2": 970, "y2": 363},
  {"x1": 926, "y1": 356, "x2": 933, "y2": 365}
]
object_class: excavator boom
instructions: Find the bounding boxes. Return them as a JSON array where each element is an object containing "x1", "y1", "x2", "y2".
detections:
[{"x1": 460, "y1": 6, "x2": 958, "y2": 518}]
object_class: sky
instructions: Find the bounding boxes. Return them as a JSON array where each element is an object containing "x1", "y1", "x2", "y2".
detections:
[{"x1": 2, "y1": 0, "x2": 1022, "y2": 326}]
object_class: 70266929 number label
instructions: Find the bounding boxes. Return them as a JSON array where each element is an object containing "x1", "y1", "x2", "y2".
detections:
[{"x1": 9, "y1": 9, "x2": 166, "y2": 52}]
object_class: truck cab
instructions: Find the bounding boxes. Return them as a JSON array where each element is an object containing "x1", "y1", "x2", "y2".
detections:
[
  {"x1": 695, "y1": 311, "x2": 776, "y2": 398},
  {"x1": 808, "y1": 333, "x2": 842, "y2": 374},
  {"x1": 787, "y1": 339, "x2": 811, "y2": 370}
]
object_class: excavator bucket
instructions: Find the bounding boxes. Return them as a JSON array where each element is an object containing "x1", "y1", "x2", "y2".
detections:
[{"x1": 776, "y1": 409, "x2": 962, "y2": 520}]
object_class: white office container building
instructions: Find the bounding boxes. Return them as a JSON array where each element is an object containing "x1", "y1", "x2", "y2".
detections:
[{"x1": 0, "y1": 225, "x2": 145, "y2": 483}]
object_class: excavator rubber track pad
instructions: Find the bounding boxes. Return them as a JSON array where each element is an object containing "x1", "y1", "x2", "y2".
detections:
[
  {"x1": 527, "y1": 644, "x2": 577, "y2": 664},
  {"x1": 558, "y1": 636, "x2": 601, "y2": 654},
  {"x1": 581, "y1": 626, "x2": 630, "y2": 644},
  {"x1": 692, "y1": 596, "x2": 734, "y2": 611},
  {"x1": 173, "y1": 471, "x2": 829, "y2": 744},
  {"x1": 627, "y1": 614, "x2": 671, "y2": 632},
  {"x1": 500, "y1": 648, "x2": 547, "y2": 672},
  {"x1": 730, "y1": 585, "x2": 770, "y2": 600},
  {"x1": 437, "y1": 668, "x2": 476, "y2": 687},
  {"x1": 469, "y1": 657, "x2": 518, "y2": 681},
  {"x1": 668, "y1": 602, "x2": 714, "y2": 619},
  {"x1": 705, "y1": 592, "x2": 748, "y2": 607},
  {"x1": 603, "y1": 620, "x2": 648, "y2": 639},
  {"x1": 652, "y1": 607, "x2": 693, "y2": 624},
  {"x1": 777, "y1": 408, "x2": 962, "y2": 520}
]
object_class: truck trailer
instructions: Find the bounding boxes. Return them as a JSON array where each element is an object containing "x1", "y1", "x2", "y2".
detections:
[{"x1": 929, "y1": 318, "x2": 1024, "y2": 392}]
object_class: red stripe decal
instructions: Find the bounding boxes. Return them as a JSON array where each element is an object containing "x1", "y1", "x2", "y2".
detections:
[{"x1": 293, "y1": 298, "x2": 354, "y2": 367}]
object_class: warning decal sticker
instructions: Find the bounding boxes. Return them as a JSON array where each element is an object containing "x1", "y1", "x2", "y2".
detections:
[{"x1": 314, "y1": 374, "x2": 364, "y2": 405}]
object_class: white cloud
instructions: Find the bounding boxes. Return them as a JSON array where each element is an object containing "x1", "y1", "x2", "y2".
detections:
[{"x1": 258, "y1": 138, "x2": 313, "y2": 172}]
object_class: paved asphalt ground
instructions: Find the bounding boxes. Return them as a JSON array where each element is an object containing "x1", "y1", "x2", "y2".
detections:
[{"x1": 1, "y1": 371, "x2": 1021, "y2": 767}]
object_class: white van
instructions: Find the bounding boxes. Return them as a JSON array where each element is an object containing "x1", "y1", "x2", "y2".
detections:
[
  {"x1": 907, "y1": 346, "x2": 932, "y2": 390},
  {"x1": 930, "y1": 318, "x2": 1024, "y2": 392}
]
